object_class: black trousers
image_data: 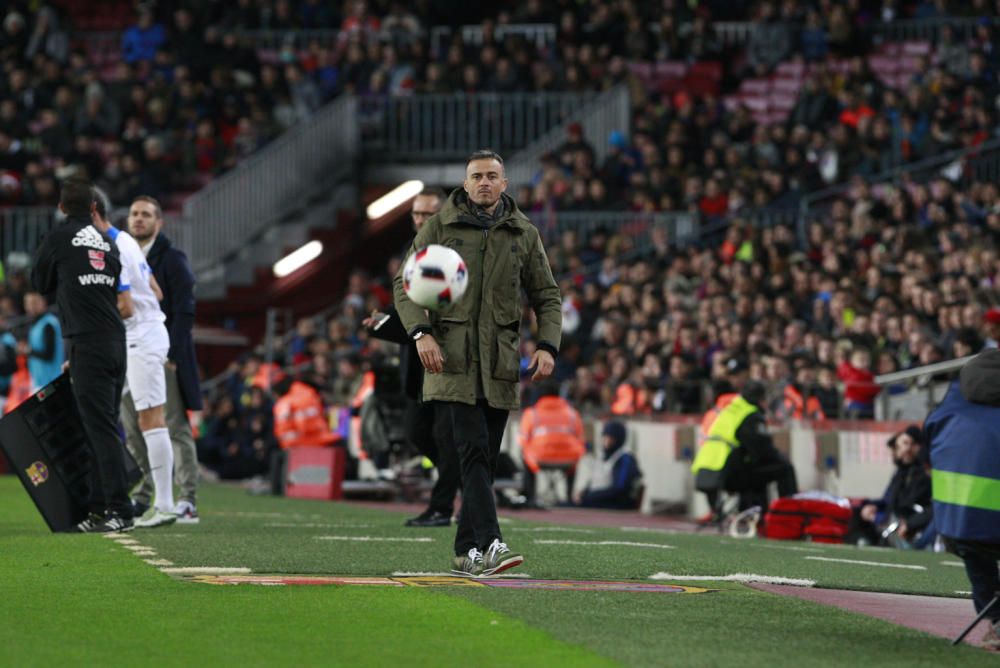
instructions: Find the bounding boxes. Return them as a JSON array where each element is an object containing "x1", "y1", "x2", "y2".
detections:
[
  {"x1": 406, "y1": 399, "x2": 459, "y2": 515},
  {"x1": 727, "y1": 454, "x2": 799, "y2": 510},
  {"x1": 70, "y1": 338, "x2": 130, "y2": 518},
  {"x1": 949, "y1": 539, "x2": 1000, "y2": 622},
  {"x1": 436, "y1": 400, "x2": 508, "y2": 555}
]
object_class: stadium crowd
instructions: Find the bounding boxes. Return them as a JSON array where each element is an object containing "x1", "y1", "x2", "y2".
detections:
[{"x1": 3, "y1": 1, "x2": 1000, "y2": 478}]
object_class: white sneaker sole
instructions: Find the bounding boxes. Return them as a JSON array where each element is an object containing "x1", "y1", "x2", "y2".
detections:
[
  {"x1": 135, "y1": 514, "x2": 178, "y2": 529},
  {"x1": 175, "y1": 515, "x2": 200, "y2": 525},
  {"x1": 481, "y1": 555, "x2": 524, "y2": 576}
]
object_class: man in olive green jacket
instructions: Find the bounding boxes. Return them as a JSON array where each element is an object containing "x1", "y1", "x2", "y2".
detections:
[{"x1": 393, "y1": 150, "x2": 562, "y2": 576}]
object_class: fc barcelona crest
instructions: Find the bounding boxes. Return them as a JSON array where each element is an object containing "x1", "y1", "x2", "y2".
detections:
[{"x1": 26, "y1": 461, "x2": 49, "y2": 486}]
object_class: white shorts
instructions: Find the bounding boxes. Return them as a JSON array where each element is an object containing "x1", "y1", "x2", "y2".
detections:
[{"x1": 124, "y1": 323, "x2": 170, "y2": 411}]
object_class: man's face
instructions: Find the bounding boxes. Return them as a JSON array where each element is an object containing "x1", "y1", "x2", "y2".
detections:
[
  {"x1": 601, "y1": 434, "x2": 615, "y2": 452},
  {"x1": 893, "y1": 432, "x2": 919, "y2": 465},
  {"x1": 410, "y1": 194, "x2": 441, "y2": 232},
  {"x1": 128, "y1": 201, "x2": 160, "y2": 243},
  {"x1": 24, "y1": 293, "x2": 43, "y2": 316},
  {"x1": 463, "y1": 158, "x2": 506, "y2": 209}
]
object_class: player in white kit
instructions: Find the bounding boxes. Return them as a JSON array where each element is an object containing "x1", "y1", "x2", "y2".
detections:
[{"x1": 92, "y1": 190, "x2": 177, "y2": 528}]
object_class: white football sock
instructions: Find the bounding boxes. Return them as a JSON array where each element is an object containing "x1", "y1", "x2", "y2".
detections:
[{"x1": 143, "y1": 427, "x2": 175, "y2": 512}]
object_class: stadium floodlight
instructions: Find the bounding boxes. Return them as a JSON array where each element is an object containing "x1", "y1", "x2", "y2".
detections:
[
  {"x1": 273, "y1": 240, "x2": 323, "y2": 278},
  {"x1": 366, "y1": 180, "x2": 424, "y2": 219}
]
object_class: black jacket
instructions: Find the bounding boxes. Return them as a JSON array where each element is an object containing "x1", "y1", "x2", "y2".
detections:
[
  {"x1": 31, "y1": 215, "x2": 124, "y2": 342},
  {"x1": 367, "y1": 306, "x2": 423, "y2": 400},
  {"x1": 147, "y1": 233, "x2": 202, "y2": 410}
]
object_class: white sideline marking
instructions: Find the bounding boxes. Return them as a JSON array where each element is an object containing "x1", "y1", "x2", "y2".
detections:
[
  {"x1": 315, "y1": 536, "x2": 433, "y2": 543},
  {"x1": 751, "y1": 543, "x2": 826, "y2": 554},
  {"x1": 391, "y1": 572, "x2": 532, "y2": 579},
  {"x1": 805, "y1": 556, "x2": 926, "y2": 570},
  {"x1": 115, "y1": 539, "x2": 140, "y2": 545},
  {"x1": 955, "y1": 590, "x2": 972, "y2": 596},
  {"x1": 534, "y1": 540, "x2": 674, "y2": 549},
  {"x1": 265, "y1": 523, "x2": 373, "y2": 529},
  {"x1": 650, "y1": 572, "x2": 816, "y2": 587},
  {"x1": 144, "y1": 559, "x2": 174, "y2": 566},
  {"x1": 520, "y1": 527, "x2": 595, "y2": 534},
  {"x1": 159, "y1": 567, "x2": 252, "y2": 574},
  {"x1": 941, "y1": 561, "x2": 965, "y2": 567},
  {"x1": 620, "y1": 526, "x2": 681, "y2": 535},
  {"x1": 123, "y1": 544, "x2": 153, "y2": 552},
  {"x1": 133, "y1": 550, "x2": 157, "y2": 556}
]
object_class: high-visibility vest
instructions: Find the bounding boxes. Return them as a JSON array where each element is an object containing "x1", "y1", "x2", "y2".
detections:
[
  {"x1": 27, "y1": 313, "x2": 63, "y2": 390},
  {"x1": 611, "y1": 382, "x2": 649, "y2": 416},
  {"x1": 699, "y1": 393, "x2": 737, "y2": 434},
  {"x1": 4, "y1": 355, "x2": 33, "y2": 414},
  {"x1": 690, "y1": 395, "x2": 758, "y2": 491},
  {"x1": 519, "y1": 396, "x2": 585, "y2": 473},
  {"x1": 782, "y1": 384, "x2": 826, "y2": 420},
  {"x1": 926, "y1": 382, "x2": 1000, "y2": 543},
  {"x1": 273, "y1": 381, "x2": 338, "y2": 449}
]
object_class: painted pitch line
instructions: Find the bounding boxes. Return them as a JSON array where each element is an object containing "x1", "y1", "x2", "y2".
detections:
[
  {"x1": 749, "y1": 543, "x2": 826, "y2": 554},
  {"x1": 650, "y1": 572, "x2": 816, "y2": 587},
  {"x1": 159, "y1": 567, "x2": 252, "y2": 574},
  {"x1": 534, "y1": 539, "x2": 674, "y2": 549},
  {"x1": 265, "y1": 522, "x2": 374, "y2": 529},
  {"x1": 804, "y1": 556, "x2": 926, "y2": 570},
  {"x1": 519, "y1": 527, "x2": 596, "y2": 534},
  {"x1": 123, "y1": 544, "x2": 153, "y2": 552},
  {"x1": 620, "y1": 526, "x2": 681, "y2": 535},
  {"x1": 115, "y1": 538, "x2": 140, "y2": 545},
  {"x1": 391, "y1": 571, "x2": 532, "y2": 579},
  {"x1": 955, "y1": 590, "x2": 972, "y2": 596},
  {"x1": 315, "y1": 536, "x2": 434, "y2": 542},
  {"x1": 144, "y1": 559, "x2": 174, "y2": 566},
  {"x1": 941, "y1": 561, "x2": 965, "y2": 567}
]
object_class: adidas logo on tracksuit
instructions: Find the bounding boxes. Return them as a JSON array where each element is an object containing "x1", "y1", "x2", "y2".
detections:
[{"x1": 71, "y1": 225, "x2": 111, "y2": 252}]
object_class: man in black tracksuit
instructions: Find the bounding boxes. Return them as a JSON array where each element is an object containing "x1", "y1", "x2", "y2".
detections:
[{"x1": 31, "y1": 177, "x2": 132, "y2": 532}]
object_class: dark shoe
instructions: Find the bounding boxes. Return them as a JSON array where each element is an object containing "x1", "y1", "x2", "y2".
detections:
[
  {"x1": 131, "y1": 498, "x2": 150, "y2": 519},
  {"x1": 405, "y1": 510, "x2": 452, "y2": 527},
  {"x1": 73, "y1": 512, "x2": 106, "y2": 533}
]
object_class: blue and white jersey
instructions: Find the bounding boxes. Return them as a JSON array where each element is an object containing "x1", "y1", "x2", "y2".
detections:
[{"x1": 108, "y1": 226, "x2": 166, "y2": 339}]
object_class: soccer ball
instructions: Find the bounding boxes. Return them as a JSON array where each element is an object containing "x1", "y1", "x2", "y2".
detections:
[{"x1": 402, "y1": 244, "x2": 469, "y2": 310}]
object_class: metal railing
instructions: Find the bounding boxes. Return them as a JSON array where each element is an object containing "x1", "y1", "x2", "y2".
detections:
[
  {"x1": 798, "y1": 137, "x2": 1000, "y2": 230},
  {"x1": 175, "y1": 95, "x2": 358, "y2": 275},
  {"x1": 361, "y1": 91, "x2": 599, "y2": 161},
  {"x1": 868, "y1": 17, "x2": 1000, "y2": 43},
  {"x1": 429, "y1": 23, "x2": 556, "y2": 55},
  {"x1": 538, "y1": 210, "x2": 699, "y2": 249},
  {"x1": 0, "y1": 208, "x2": 61, "y2": 265},
  {"x1": 505, "y1": 85, "x2": 630, "y2": 187}
]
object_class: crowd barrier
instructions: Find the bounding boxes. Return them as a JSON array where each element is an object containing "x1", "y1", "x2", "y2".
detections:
[{"x1": 499, "y1": 415, "x2": 914, "y2": 519}]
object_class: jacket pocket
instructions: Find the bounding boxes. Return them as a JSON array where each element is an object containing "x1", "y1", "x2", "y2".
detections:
[
  {"x1": 435, "y1": 317, "x2": 469, "y2": 375},
  {"x1": 492, "y1": 322, "x2": 520, "y2": 383}
]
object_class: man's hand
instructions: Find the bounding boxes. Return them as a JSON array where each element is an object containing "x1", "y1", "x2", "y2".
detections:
[
  {"x1": 166, "y1": 360, "x2": 177, "y2": 371},
  {"x1": 572, "y1": 490, "x2": 583, "y2": 506},
  {"x1": 362, "y1": 310, "x2": 386, "y2": 329},
  {"x1": 530, "y1": 349, "x2": 555, "y2": 382},
  {"x1": 416, "y1": 335, "x2": 444, "y2": 374},
  {"x1": 860, "y1": 504, "x2": 877, "y2": 523},
  {"x1": 898, "y1": 518, "x2": 909, "y2": 539},
  {"x1": 61, "y1": 360, "x2": 70, "y2": 373}
]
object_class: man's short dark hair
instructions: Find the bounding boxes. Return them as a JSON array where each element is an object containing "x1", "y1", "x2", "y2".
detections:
[
  {"x1": 466, "y1": 150, "x2": 504, "y2": 167},
  {"x1": 419, "y1": 186, "x2": 446, "y2": 202},
  {"x1": 60, "y1": 177, "x2": 94, "y2": 217},
  {"x1": 131, "y1": 195, "x2": 163, "y2": 220}
]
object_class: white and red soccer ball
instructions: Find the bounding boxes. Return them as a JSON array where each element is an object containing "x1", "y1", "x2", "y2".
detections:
[{"x1": 402, "y1": 244, "x2": 468, "y2": 310}]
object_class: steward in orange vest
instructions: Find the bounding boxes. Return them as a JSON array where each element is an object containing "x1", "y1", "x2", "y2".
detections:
[
  {"x1": 273, "y1": 377, "x2": 338, "y2": 449},
  {"x1": 520, "y1": 393, "x2": 586, "y2": 474}
]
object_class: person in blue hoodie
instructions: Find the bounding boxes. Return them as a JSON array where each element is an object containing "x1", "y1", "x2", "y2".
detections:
[
  {"x1": 573, "y1": 421, "x2": 642, "y2": 510},
  {"x1": 924, "y1": 350, "x2": 1000, "y2": 650}
]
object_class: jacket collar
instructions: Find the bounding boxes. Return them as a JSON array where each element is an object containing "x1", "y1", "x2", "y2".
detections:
[
  {"x1": 441, "y1": 189, "x2": 532, "y2": 232},
  {"x1": 149, "y1": 233, "x2": 172, "y2": 259}
]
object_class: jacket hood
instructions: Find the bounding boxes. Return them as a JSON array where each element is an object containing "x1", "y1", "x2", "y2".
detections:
[
  {"x1": 959, "y1": 349, "x2": 1000, "y2": 406},
  {"x1": 442, "y1": 188, "x2": 531, "y2": 230},
  {"x1": 602, "y1": 421, "x2": 627, "y2": 458}
]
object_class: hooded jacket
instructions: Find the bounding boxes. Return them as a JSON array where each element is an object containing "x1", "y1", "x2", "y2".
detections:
[
  {"x1": 392, "y1": 189, "x2": 562, "y2": 411},
  {"x1": 925, "y1": 351, "x2": 1000, "y2": 543}
]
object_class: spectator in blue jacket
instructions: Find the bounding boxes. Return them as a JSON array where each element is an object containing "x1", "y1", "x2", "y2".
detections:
[
  {"x1": 122, "y1": 8, "x2": 165, "y2": 64},
  {"x1": 573, "y1": 421, "x2": 642, "y2": 510}
]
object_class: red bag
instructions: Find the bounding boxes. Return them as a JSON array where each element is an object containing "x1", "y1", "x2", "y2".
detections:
[{"x1": 762, "y1": 492, "x2": 852, "y2": 543}]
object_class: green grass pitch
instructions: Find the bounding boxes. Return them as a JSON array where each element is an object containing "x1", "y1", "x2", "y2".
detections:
[{"x1": 1, "y1": 477, "x2": 994, "y2": 667}]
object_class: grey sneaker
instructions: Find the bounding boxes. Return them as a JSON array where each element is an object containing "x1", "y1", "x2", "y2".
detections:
[
  {"x1": 175, "y1": 501, "x2": 200, "y2": 525},
  {"x1": 482, "y1": 539, "x2": 523, "y2": 576},
  {"x1": 135, "y1": 510, "x2": 178, "y2": 529},
  {"x1": 983, "y1": 621, "x2": 1000, "y2": 651},
  {"x1": 451, "y1": 548, "x2": 484, "y2": 577}
]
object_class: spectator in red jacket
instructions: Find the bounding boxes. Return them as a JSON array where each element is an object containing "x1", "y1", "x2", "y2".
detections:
[{"x1": 838, "y1": 347, "x2": 880, "y2": 418}]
